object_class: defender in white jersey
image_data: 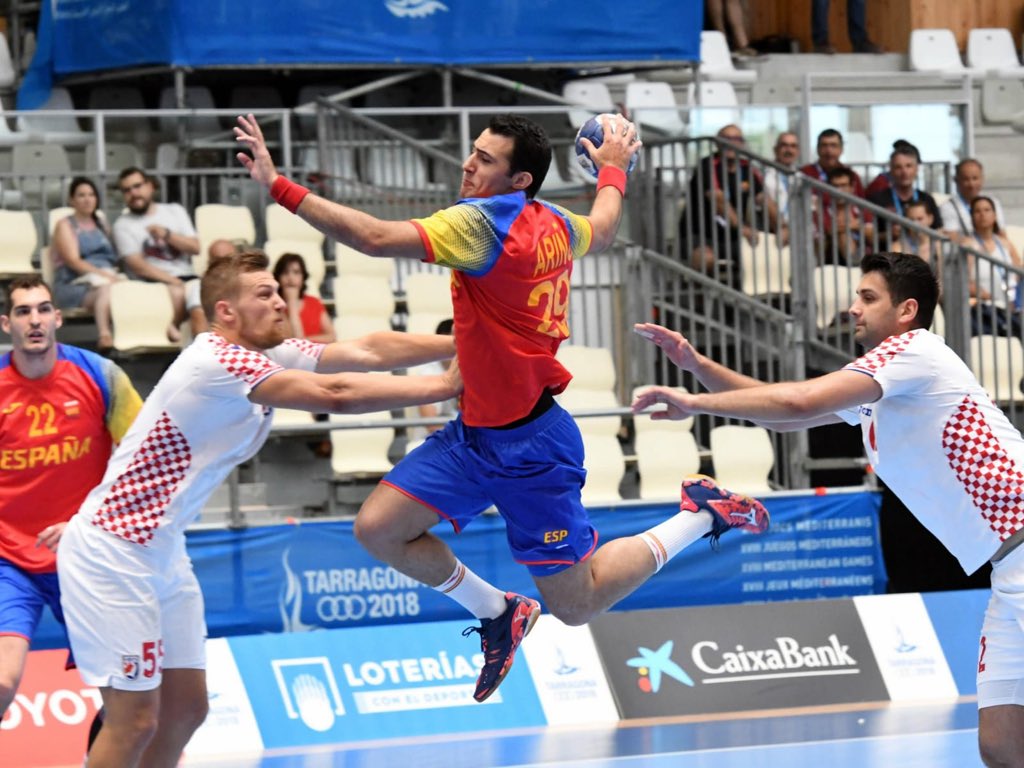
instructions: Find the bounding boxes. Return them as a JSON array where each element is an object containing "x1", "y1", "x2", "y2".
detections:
[
  {"x1": 632, "y1": 252, "x2": 1024, "y2": 767},
  {"x1": 57, "y1": 250, "x2": 460, "y2": 768}
]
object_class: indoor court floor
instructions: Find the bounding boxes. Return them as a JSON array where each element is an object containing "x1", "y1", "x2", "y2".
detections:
[{"x1": 211, "y1": 698, "x2": 983, "y2": 768}]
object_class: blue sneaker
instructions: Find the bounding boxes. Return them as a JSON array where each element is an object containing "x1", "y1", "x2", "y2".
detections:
[
  {"x1": 462, "y1": 592, "x2": 541, "y2": 702},
  {"x1": 680, "y1": 474, "x2": 769, "y2": 548}
]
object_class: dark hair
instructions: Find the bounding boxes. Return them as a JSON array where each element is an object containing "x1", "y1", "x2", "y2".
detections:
[
  {"x1": 860, "y1": 251, "x2": 938, "y2": 330},
  {"x1": 890, "y1": 140, "x2": 920, "y2": 164},
  {"x1": 117, "y1": 166, "x2": 148, "y2": 183},
  {"x1": 487, "y1": 114, "x2": 551, "y2": 199},
  {"x1": 67, "y1": 176, "x2": 108, "y2": 234},
  {"x1": 816, "y1": 128, "x2": 844, "y2": 146},
  {"x1": 970, "y1": 195, "x2": 1001, "y2": 235},
  {"x1": 955, "y1": 158, "x2": 982, "y2": 177},
  {"x1": 272, "y1": 253, "x2": 309, "y2": 299},
  {"x1": 435, "y1": 318, "x2": 453, "y2": 335},
  {"x1": 201, "y1": 249, "x2": 270, "y2": 321},
  {"x1": 826, "y1": 165, "x2": 854, "y2": 184},
  {"x1": 4, "y1": 275, "x2": 53, "y2": 314}
]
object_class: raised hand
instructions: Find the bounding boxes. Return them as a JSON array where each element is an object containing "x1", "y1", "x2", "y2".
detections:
[{"x1": 234, "y1": 113, "x2": 280, "y2": 188}]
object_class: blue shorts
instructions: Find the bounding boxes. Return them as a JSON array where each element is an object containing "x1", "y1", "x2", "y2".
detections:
[
  {"x1": 0, "y1": 557, "x2": 65, "y2": 643},
  {"x1": 383, "y1": 402, "x2": 598, "y2": 576}
]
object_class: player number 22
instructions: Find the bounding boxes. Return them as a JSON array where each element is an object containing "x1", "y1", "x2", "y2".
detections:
[
  {"x1": 26, "y1": 403, "x2": 58, "y2": 437},
  {"x1": 528, "y1": 271, "x2": 570, "y2": 338}
]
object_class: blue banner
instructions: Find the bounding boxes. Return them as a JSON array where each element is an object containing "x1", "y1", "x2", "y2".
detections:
[{"x1": 31, "y1": 491, "x2": 885, "y2": 648}]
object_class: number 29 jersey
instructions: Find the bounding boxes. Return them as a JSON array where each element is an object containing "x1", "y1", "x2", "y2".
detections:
[{"x1": 412, "y1": 192, "x2": 593, "y2": 427}]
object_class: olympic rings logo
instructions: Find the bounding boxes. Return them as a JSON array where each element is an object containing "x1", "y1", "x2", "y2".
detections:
[{"x1": 316, "y1": 595, "x2": 368, "y2": 622}]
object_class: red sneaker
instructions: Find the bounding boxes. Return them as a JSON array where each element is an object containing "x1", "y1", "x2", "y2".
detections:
[
  {"x1": 680, "y1": 474, "x2": 770, "y2": 547},
  {"x1": 462, "y1": 592, "x2": 541, "y2": 702}
]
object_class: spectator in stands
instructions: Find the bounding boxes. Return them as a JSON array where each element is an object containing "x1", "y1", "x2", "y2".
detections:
[
  {"x1": 867, "y1": 143, "x2": 942, "y2": 237},
  {"x1": 51, "y1": 177, "x2": 120, "y2": 353},
  {"x1": 273, "y1": 252, "x2": 336, "y2": 343},
  {"x1": 57, "y1": 250, "x2": 461, "y2": 768},
  {"x1": 762, "y1": 131, "x2": 800, "y2": 222},
  {"x1": 865, "y1": 139, "x2": 920, "y2": 198},
  {"x1": 891, "y1": 200, "x2": 943, "y2": 274},
  {"x1": 0, "y1": 275, "x2": 142, "y2": 724},
  {"x1": 706, "y1": 0, "x2": 756, "y2": 57},
  {"x1": 631, "y1": 252, "x2": 1024, "y2": 768},
  {"x1": 941, "y1": 158, "x2": 1006, "y2": 235},
  {"x1": 188, "y1": 239, "x2": 238, "y2": 337},
  {"x1": 112, "y1": 167, "x2": 201, "y2": 344},
  {"x1": 801, "y1": 129, "x2": 866, "y2": 196},
  {"x1": 820, "y1": 165, "x2": 873, "y2": 265},
  {"x1": 962, "y1": 196, "x2": 1022, "y2": 336},
  {"x1": 811, "y1": 0, "x2": 881, "y2": 54},
  {"x1": 680, "y1": 124, "x2": 780, "y2": 286}
]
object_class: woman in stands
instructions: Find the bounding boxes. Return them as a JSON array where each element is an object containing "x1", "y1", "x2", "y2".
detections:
[
  {"x1": 962, "y1": 195, "x2": 1023, "y2": 336},
  {"x1": 273, "y1": 252, "x2": 336, "y2": 343},
  {"x1": 51, "y1": 177, "x2": 121, "y2": 352}
]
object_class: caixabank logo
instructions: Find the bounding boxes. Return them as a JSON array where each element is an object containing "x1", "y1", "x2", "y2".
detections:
[{"x1": 590, "y1": 600, "x2": 889, "y2": 718}]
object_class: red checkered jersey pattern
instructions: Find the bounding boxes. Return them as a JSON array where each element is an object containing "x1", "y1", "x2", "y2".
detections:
[
  {"x1": 943, "y1": 396, "x2": 1024, "y2": 541},
  {"x1": 845, "y1": 330, "x2": 921, "y2": 376},
  {"x1": 92, "y1": 412, "x2": 191, "y2": 544},
  {"x1": 213, "y1": 338, "x2": 283, "y2": 388},
  {"x1": 277, "y1": 336, "x2": 325, "y2": 362}
]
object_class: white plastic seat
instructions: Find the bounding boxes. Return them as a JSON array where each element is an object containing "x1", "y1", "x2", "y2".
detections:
[
  {"x1": 272, "y1": 407, "x2": 314, "y2": 430},
  {"x1": 0, "y1": 34, "x2": 14, "y2": 90},
  {"x1": 158, "y1": 86, "x2": 221, "y2": 136},
  {"x1": 813, "y1": 265, "x2": 859, "y2": 330},
  {"x1": 47, "y1": 206, "x2": 74, "y2": 240},
  {"x1": 686, "y1": 81, "x2": 740, "y2": 137},
  {"x1": 635, "y1": 430, "x2": 702, "y2": 501},
  {"x1": 404, "y1": 311, "x2": 450, "y2": 336},
  {"x1": 331, "y1": 274, "x2": 395, "y2": 320},
  {"x1": 931, "y1": 304, "x2": 946, "y2": 338},
  {"x1": 556, "y1": 344, "x2": 616, "y2": 393},
  {"x1": 709, "y1": 424, "x2": 775, "y2": 496},
  {"x1": 562, "y1": 80, "x2": 616, "y2": 130},
  {"x1": 580, "y1": 433, "x2": 625, "y2": 506},
  {"x1": 909, "y1": 29, "x2": 982, "y2": 76},
  {"x1": 699, "y1": 31, "x2": 757, "y2": 83},
  {"x1": 967, "y1": 28, "x2": 1024, "y2": 76},
  {"x1": 0, "y1": 209, "x2": 38, "y2": 278},
  {"x1": 335, "y1": 242, "x2": 394, "y2": 280},
  {"x1": 843, "y1": 132, "x2": 874, "y2": 164},
  {"x1": 109, "y1": 281, "x2": 179, "y2": 353},
  {"x1": 740, "y1": 238, "x2": 791, "y2": 297},
  {"x1": 296, "y1": 84, "x2": 345, "y2": 135},
  {"x1": 16, "y1": 87, "x2": 87, "y2": 141},
  {"x1": 84, "y1": 142, "x2": 143, "y2": 174},
  {"x1": 402, "y1": 271, "x2": 451, "y2": 316},
  {"x1": 557, "y1": 388, "x2": 622, "y2": 437},
  {"x1": 11, "y1": 142, "x2": 71, "y2": 207},
  {"x1": 970, "y1": 335, "x2": 1024, "y2": 404},
  {"x1": 334, "y1": 314, "x2": 393, "y2": 339},
  {"x1": 364, "y1": 145, "x2": 435, "y2": 190},
  {"x1": 264, "y1": 239, "x2": 326, "y2": 298},
  {"x1": 625, "y1": 81, "x2": 685, "y2": 137},
  {"x1": 265, "y1": 203, "x2": 325, "y2": 245},
  {"x1": 194, "y1": 204, "x2": 257, "y2": 271},
  {"x1": 330, "y1": 410, "x2": 395, "y2": 476},
  {"x1": 1002, "y1": 225, "x2": 1024, "y2": 255},
  {"x1": 981, "y1": 79, "x2": 1024, "y2": 124}
]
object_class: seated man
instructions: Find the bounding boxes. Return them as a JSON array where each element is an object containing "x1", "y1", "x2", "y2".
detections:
[
  {"x1": 112, "y1": 167, "x2": 201, "y2": 343},
  {"x1": 866, "y1": 143, "x2": 941, "y2": 234},
  {"x1": 819, "y1": 166, "x2": 874, "y2": 265},
  {"x1": 762, "y1": 130, "x2": 800, "y2": 225},
  {"x1": 678, "y1": 124, "x2": 779, "y2": 287},
  {"x1": 940, "y1": 158, "x2": 1006, "y2": 236}
]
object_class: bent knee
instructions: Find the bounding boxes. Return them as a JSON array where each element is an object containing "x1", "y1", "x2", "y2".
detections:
[{"x1": 545, "y1": 602, "x2": 597, "y2": 627}]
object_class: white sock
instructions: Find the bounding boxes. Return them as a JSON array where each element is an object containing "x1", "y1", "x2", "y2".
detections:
[
  {"x1": 640, "y1": 510, "x2": 713, "y2": 572},
  {"x1": 434, "y1": 560, "x2": 508, "y2": 620}
]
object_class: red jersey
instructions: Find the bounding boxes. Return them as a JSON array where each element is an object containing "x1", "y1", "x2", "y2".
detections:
[
  {"x1": 412, "y1": 192, "x2": 593, "y2": 426},
  {"x1": 0, "y1": 345, "x2": 141, "y2": 572}
]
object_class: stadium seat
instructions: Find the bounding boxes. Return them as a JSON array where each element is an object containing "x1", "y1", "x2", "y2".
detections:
[
  {"x1": 109, "y1": 281, "x2": 179, "y2": 354},
  {"x1": 84, "y1": 142, "x2": 143, "y2": 174},
  {"x1": 557, "y1": 388, "x2": 622, "y2": 438},
  {"x1": 402, "y1": 271, "x2": 451, "y2": 316},
  {"x1": 843, "y1": 132, "x2": 875, "y2": 164},
  {"x1": 562, "y1": 79, "x2": 616, "y2": 130},
  {"x1": 1003, "y1": 225, "x2": 1024, "y2": 255},
  {"x1": 625, "y1": 81, "x2": 685, "y2": 137},
  {"x1": 709, "y1": 424, "x2": 774, "y2": 496},
  {"x1": 272, "y1": 407, "x2": 314, "y2": 430},
  {"x1": 981, "y1": 79, "x2": 1024, "y2": 124},
  {"x1": 909, "y1": 29, "x2": 982, "y2": 77},
  {"x1": 265, "y1": 203, "x2": 325, "y2": 245},
  {"x1": 740, "y1": 238, "x2": 791, "y2": 298},
  {"x1": 331, "y1": 274, "x2": 395, "y2": 321},
  {"x1": 699, "y1": 31, "x2": 756, "y2": 83},
  {"x1": 813, "y1": 265, "x2": 858, "y2": 330},
  {"x1": 970, "y1": 334, "x2": 1024, "y2": 404},
  {"x1": 87, "y1": 85, "x2": 146, "y2": 111},
  {"x1": 194, "y1": 204, "x2": 257, "y2": 275},
  {"x1": 158, "y1": 86, "x2": 221, "y2": 136},
  {"x1": 686, "y1": 81, "x2": 739, "y2": 137},
  {"x1": 329, "y1": 410, "x2": 395, "y2": 476},
  {"x1": 0, "y1": 209, "x2": 38, "y2": 278},
  {"x1": 967, "y1": 28, "x2": 1024, "y2": 76},
  {"x1": 11, "y1": 142, "x2": 70, "y2": 208},
  {"x1": 364, "y1": 144, "x2": 436, "y2": 190},
  {"x1": 16, "y1": 87, "x2": 88, "y2": 143},
  {"x1": 556, "y1": 344, "x2": 617, "y2": 393},
  {"x1": 0, "y1": 33, "x2": 16, "y2": 89},
  {"x1": 264, "y1": 239, "x2": 326, "y2": 298},
  {"x1": 580, "y1": 433, "x2": 625, "y2": 506},
  {"x1": 635, "y1": 429, "x2": 701, "y2": 501},
  {"x1": 335, "y1": 241, "x2": 395, "y2": 280}
]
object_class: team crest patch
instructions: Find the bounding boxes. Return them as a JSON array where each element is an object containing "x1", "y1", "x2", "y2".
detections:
[
  {"x1": 122, "y1": 655, "x2": 141, "y2": 680},
  {"x1": 64, "y1": 399, "x2": 80, "y2": 417}
]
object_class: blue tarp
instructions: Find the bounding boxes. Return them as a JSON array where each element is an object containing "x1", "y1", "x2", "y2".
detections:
[{"x1": 19, "y1": 0, "x2": 703, "y2": 107}]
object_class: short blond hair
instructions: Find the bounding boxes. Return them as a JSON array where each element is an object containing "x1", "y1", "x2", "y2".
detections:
[{"x1": 200, "y1": 249, "x2": 269, "y2": 321}]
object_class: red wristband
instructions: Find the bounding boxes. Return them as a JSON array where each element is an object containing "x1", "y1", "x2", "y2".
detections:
[
  {"x1": 270, "y1": 175, "x2": 311, "y2": 214},
  {"x1": 597, "y1": 166, "x2": 627, "y2": 197}
]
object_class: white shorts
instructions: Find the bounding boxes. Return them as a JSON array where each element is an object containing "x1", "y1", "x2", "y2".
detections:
[
  {"x1": 57, "y1": 516, "x2": 207, "y2": 692},
  {"x1": 978, "y1": 543, "x2": 1024, "y2": 709},
  {"x1": 185, "y1": 278, "x2": 202, "y2": 312}
]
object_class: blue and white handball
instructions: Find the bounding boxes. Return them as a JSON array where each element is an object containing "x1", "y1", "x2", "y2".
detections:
[{"x1": 574, "y1": 113, "x2": 640, "y2": 178}]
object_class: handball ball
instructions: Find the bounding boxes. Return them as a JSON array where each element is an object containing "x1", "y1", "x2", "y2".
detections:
[{"x1": 575, "y1": 114, "x2": 640, "y2": 178}]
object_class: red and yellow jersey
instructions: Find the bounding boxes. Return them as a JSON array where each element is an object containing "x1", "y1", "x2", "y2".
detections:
[
  {"x1": 412, "y1": 192, "x2": 593, "y2": 426},
  {"x1": 0, "y1": 345, "x2": 142, "y2": 573}
]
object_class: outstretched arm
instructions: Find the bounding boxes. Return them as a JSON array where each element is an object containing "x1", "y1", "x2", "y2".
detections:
[
  {"x1": 316, "y1": 331, "x2": 456, "y2": 373},
  {"x1": 234, "y1": 113, "x2": 425, "y2": 259},
  {"x1": 634, "y1": 323, "x2": 765, "y2": 392},
  {"x1": 632, "y1": 369, "x2": 879, "y2": 430},
  {"x1": 579, "y1": 114, "x2": 643, "y2": 253}
]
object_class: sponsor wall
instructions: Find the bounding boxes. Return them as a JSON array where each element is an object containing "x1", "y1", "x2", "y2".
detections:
[
  {"x1": 4, "y1": 590, "x2": 986, "y2": 766},
  {"x1": 30, "y1": 489, "x2": 887, "y2": 650}
]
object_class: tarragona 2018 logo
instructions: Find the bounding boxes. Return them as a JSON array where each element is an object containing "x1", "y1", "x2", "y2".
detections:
[{"x1": 384, "y1": 0, "x2": 449, "y2": 18}]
